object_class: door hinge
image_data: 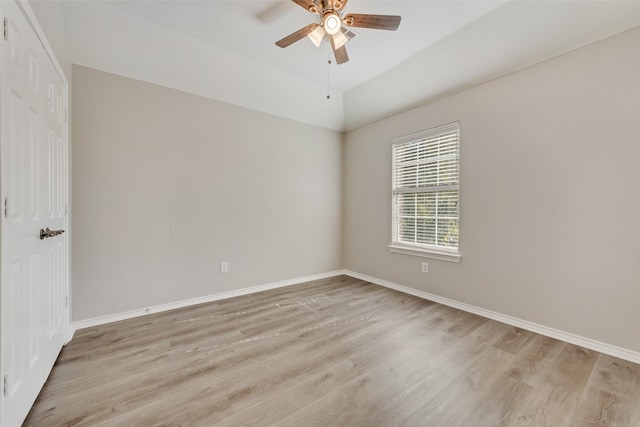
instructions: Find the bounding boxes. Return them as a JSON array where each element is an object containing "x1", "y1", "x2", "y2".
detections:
[
  {"x1": 64, "y1": 295, "x2": 68, "y2": 309},
  {"x1": 3, "y1": 375, "x2": 8, "y2": 397},
  {"x1": 4, "y1": 197, "x2": 8, "y2": 218},
  {"x1": 3, "y1": 18, "x2": 8, "y2": 42},
  {"x1": 64, "y1": 110, "x2": 68, "y2": 123}
]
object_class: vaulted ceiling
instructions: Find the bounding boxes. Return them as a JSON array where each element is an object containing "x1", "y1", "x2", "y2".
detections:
[{"x1": 54, "y1": 0, "x2": 640, "y2": 131}]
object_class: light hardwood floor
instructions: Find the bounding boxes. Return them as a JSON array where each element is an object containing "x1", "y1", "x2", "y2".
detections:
[{"x1": 25, "y1": 275, "x2": 640, "y2": 426}]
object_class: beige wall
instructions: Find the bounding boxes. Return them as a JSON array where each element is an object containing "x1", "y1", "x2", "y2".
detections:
[
  {"x1": 43, "y1": 7, "x2": 640, "y2": 354},
  {"x1": 343, "y1": 26, "x2": 640, "y2": 353},
  {"x1": 72, "y1": 65, "x2": 343, "y2": 321}
]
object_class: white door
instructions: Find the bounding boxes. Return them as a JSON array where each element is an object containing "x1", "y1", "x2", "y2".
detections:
[{"x1": 0, "y1": 1, "x2": 69, "y2": 425}]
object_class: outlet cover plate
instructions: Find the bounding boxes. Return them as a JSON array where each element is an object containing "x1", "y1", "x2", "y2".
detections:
[{"x1": 421, "y1": 262, "x2": 429, "y2": 273}]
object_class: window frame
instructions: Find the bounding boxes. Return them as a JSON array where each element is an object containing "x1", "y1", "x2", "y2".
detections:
[{"x1": 389, "y1": 122, "x2": 462, "y2": 263}]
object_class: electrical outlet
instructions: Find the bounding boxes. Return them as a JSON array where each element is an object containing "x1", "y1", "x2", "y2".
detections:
[
  {"x1": 220, "y1": 261, "x2": 228, "y2": 273},
  {"x1": 421, "y1": 262, "x2": 429, "y2": 273}
]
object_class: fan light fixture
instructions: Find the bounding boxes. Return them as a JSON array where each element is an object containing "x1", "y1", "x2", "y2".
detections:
[
  {"x1": 324, "y1": 13, "x2": 341, "y2": 35},
  {"x1": 331, "y1": 30, "x2": 349, "y2": 49},
  {"x1": 276, "y1": 0, "x2": 402, "y2": 65},
  {"x1": 307, "y1": 25, "x2": 325, "y2": 47}
]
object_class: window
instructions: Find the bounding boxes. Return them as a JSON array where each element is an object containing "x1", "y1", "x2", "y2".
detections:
[{"x1": 390, "y1": 122, "x2": 461, "y2": 262}]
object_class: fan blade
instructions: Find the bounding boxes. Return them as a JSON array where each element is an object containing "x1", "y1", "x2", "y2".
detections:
[
  {"x1": 276, "y1": 23, "x2": 320, "y2": 48},
  {"x1": 343, "y1": 14, "x2": 401, "y2": 31},
  {"x1": 256, "y1": 0, "x2": 292, "y2": 24},
  {"x1": 291, "y1": 0, "x2": 320, "y2": 14},
  {"x1": 341, "y1": 27, "x2": 357, "y2": 41},
  {"x1": 330, "y1": 34, "x2": 349, "y2": 64}
]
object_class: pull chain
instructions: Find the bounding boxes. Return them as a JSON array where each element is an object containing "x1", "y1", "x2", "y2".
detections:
[{"x1": 326, "y1": 57, "x2": 332, "y2": 100}]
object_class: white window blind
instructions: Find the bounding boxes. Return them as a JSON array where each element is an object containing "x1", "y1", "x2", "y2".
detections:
[{"x1": 392, "y1": 122, "x2": 460, "y2": 256}]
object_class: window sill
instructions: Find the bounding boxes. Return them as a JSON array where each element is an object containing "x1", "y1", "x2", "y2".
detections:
[{"x1": 388, "y1": 244, "x2": 462, "y2": 263}]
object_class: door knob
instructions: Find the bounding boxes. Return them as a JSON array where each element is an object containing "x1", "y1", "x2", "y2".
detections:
[{"x1": 39, "y1": 228, "x2": 65, "y2": 240}]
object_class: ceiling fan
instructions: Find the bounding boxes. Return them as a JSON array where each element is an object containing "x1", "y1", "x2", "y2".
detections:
[{"x1": 275, "y1": 0, "x2": 401, "y2": 65}]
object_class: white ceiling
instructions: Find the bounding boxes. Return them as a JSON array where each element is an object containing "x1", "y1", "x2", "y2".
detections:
[
  {"x1": 102, "y1": 0, "x2": 506, "y2": 92},
  {"x1": 57, "y1": 0, "x2": 640, "y2": 131}
]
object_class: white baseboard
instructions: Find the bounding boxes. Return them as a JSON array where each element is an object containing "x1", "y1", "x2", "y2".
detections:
[
  {"x1": 345, "y1": 270, "x2": 640, "y2": 365},
  {"x1": 72, "y1": 270, "x2": 347, "y2": 331},
  {"x1": 66, "y1": 325, "x2": 75, "y2": 344}
]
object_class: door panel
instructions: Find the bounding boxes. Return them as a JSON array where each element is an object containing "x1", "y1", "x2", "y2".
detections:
[
  {"x1": 41, "y1": 32, "x2": 67, "y2": 374},
  {"x1": 1, "y1": 1, "x2": 69, "y2": 425},
  {"x1": 1, "y1": 4, "x2": 45, "y2": 424}
]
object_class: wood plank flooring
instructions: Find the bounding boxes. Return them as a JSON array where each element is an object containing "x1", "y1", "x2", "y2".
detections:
[{"x1": 24, "y1": 275, "x2": 640, "y2": 426}]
